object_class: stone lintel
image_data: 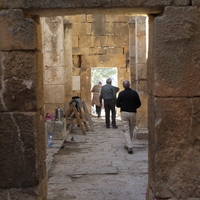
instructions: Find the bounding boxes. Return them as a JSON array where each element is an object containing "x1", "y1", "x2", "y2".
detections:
[{"x1": 0, "y1": 1, "x2": 190, "y2": 13}]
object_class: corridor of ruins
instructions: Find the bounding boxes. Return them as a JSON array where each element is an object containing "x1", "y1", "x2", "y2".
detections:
[
  {"x1": 0, "y1": 1, "x2": 200, "y2": 200},
  {"x1": 40, "y1": 14, "x2": 148, "y2": 131}
]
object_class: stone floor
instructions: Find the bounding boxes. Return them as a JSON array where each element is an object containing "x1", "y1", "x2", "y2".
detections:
[{"x1": 46, "y1": 117, "x2": 148, "y2": 200}]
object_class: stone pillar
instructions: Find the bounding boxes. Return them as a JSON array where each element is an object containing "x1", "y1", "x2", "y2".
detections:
[
  {"x1": 41, "y1": 16, "x2": 65, "y2": 115},
  {"x1": 135, "y1": 16, "x2": 148, "y2": 131},
  {"x1": 128, "y1": 16, "x2": 148, "y2": 132},
  {"x1": 0, "y1": 9, "x2": 46, "y2": 199},
  {"x1": 147, "y1": 7, "x2": 200, "y2": 199},
  {"x1": 63, "y1": 17, "x2": 73, "y2": 110},
  {"x1": 128, "y1": 18, "x2": 136, "y2": 89}
]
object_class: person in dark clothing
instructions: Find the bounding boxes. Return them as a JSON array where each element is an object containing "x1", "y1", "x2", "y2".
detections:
[
  {"x1": 100, "y1": 78, "x2": 119, "y2": 128},
  {"x1": 116, "y1": 80, "x2": 141, "y2": 154}
]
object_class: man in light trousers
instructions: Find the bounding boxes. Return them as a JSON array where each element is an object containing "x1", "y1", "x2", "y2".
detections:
[{"x1": 116, "y1": 80, "x2": 141, "y2": 154}]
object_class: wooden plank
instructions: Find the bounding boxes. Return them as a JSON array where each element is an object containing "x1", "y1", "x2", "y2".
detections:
[
  {"x1": 82, "y1": 100, "x2": 94, "y2": 131},
  {"x1": 79, "y1": 107, "x2": 89, "y2": 131},
  {"x1": 64, "y1": 102, "x2": 86, "y2": 135},
  {"x1": 72, "y1": 105, "x2": 86, "y2": 135},
  {"x1": 65, "y1": 103, "x2": 75, "y2": 118}
]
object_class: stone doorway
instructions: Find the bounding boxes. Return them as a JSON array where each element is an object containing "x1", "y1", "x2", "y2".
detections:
[
  {"x1": 1, "y1": 3, "x2": 200, "y2": 200},
  {"x1": 41, "y1": 14, "x2": 148, "y2": 130}
]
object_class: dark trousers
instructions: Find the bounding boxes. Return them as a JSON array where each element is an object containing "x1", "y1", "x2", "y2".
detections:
[
  {"x1": 104, "y1": 99, "x2": 116, "y2": 127},
  {"x1": 96, "y1": 105, "x2": 101, "y2": 117}
]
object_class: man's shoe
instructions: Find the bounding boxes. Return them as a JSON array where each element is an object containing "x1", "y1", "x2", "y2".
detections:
[
  {"x1": 128, "y1": 148, "x2": 133, "y2": 154},
  {"x1": 124, "y1": 145, "x2": 128, "y2": 151},
  {"x1": 106, "y1": 126, "x2": 110, "y2": 128},
  {"x1": 112, "y1": 125, "x2": 118, "y2": 129}
]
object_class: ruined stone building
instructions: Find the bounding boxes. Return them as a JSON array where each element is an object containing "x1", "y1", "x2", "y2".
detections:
[
  {"x1": 41, "y1": 14, "x2": 148, "y2": 130},
  {"x1": 0, "y1": 1, "x2": 200, "y2": 200}
]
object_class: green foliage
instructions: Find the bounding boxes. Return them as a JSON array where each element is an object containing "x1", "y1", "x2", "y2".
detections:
[{"x1": 91, "y1": 68, "x2": 117, "y2": 86}]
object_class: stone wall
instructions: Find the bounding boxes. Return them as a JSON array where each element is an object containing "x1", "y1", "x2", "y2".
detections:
[
  {"x1": 69, "y1": 14, "x2": 131, "y2": 115},
  {"x1": 70, "y1": 14, "x2": 148, "y2": 129},
  {"x1": 147, "y1": 6, "x2": 200, "y2": 199},
  {"x1": 0, "y1": 9, "x2": 46, "y2": 199}
]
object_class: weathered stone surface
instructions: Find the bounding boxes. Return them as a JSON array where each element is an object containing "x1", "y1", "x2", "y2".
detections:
[
  {"x1": 0, "y1": 112, "x2": 46, "y2": 188},
  {"x1": 152, "y1": 7, "x2": 200, "y2": 97},
  {"x1": 192, "y1": 0, "x2": 200, "y2": 6},
  {"x1": 136, "y1": 16, "x2": 146, "y2": 36},
  {"x1": 44, "y1": 85, "x2": 65, "y2": 104},
  {"x1": 105, "y1": 15, "x2": 130, "y2": 22},
  {"x1": 69, "y1": 15, "x2": 86, "y2": 23},
  {"x1": 0, "y1": 188, "x2": 39, "y2": 200},
  {"x1": 1, "y1": 2, "x2": 199, "y2": 200},
  {"x1": 189, "y1": 98, "x2": 200, "y2": 142},
  {"x1": 149, "y1": 97, "x2": 200, "y2": 198},
  {"x1": 71, "y1": 22, "x2": 89, "y2": 36},
  {"x1": 138, "y1": 80, "x2": 147, "y2": 93},
  {"x1": 105, "y1": 47, "x2": 124, "y2": 55},
  {"x1": 93, "y1": 35, "x2": 110, "y2": 46},
  {"x1": 108, "y1": 35, "x2": 129, "y2": 47},
  {"x1": 73, "y1": 55, "x2": 81, "y2": 68},
  {"x1": 0, "y1": 9, "x2": 35, "y2": 50},
  {"x1": 89, "y1": 47, "x2": 106, "y2": 55},
  {"x1": 117, "y1": 67, "x2": 130, "y2": 93},
  {"x1": 44, "y1": 66, "x2": 64, "y2": 85},
  {"x1": 87, "y1": 14, "x2": 106, "y2": 23},
  {"x1": 79, "y1": 36, "x2": 94, "y2": 47},
  {"x1": 41, "y1": 16, "x2": 66, "y2": 114},
  {"x1": 0, "y1": 51, "x2": 40, "y2": 112},
  {"x1": 138, "y1": 63, "x2": 147, "y2": 80},
  {"x1": 114, "y1": 22, "x2": 129, "y2": 36},
  {"x1": 72, "y1": 36, "x2": 79, "y2": 47},
  {"x1": 42, "y1": 17, "x2": 64, "y2": 52},
  {"x1": 43, "y1": 52, "x2": 64, "y2": 67},
  {"x1": 91, "y1": 22, "x2": 114, "y2": 35},
  {"x1": 0, "y1": 0, "x2": 190, "y2": 10},
  {"x1": 137, "y1": 35, "x2": 147, "y2": 63},
  {"x1": 137, "y1": 93, "x2": 148, "y2": 128},
  {"x1": 81, "y1": 54, "x2": 127, "y2": 68},
  {"x1": 80, "y1": 68, "x2": 91, "y2": 111}
]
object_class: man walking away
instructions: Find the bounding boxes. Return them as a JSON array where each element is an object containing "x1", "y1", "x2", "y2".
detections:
[
  {"x1": 116, "y1": 80, "x2": 141, "y2": 154},
  {"x1": 100, "y1": 78, "x2": 119, "y2": 128}
]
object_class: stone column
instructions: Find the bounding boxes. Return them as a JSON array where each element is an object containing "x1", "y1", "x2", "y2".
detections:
[
  {"x1": 41, "y1": 16, "x2": 65, "y2": 115},
  {"x1": 63, "y1": 17, "x2": 73, "y2": 110},
  {"x1": 135, "y1": 16, "x2": 148, "y2": 131},
  {"x1": 135, "y1": 16, "x2": 147, "y2": 91},
  {"x1": 128, "y1": 18, "x2": 136, "y2": 89},
  {"x1": 128, "y1": 16, "x2": 148, "y2": 132},
  {"x1": 0, "y1": 9, "x2": 46, "y2": 199},
  {"x1": 147, "y1": 7, "x2": 200, "y2": 199}
]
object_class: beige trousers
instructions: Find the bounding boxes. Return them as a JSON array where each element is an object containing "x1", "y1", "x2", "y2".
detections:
[{"x1": 121, "y1": 111, "x2": 136, "y2": 148}]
